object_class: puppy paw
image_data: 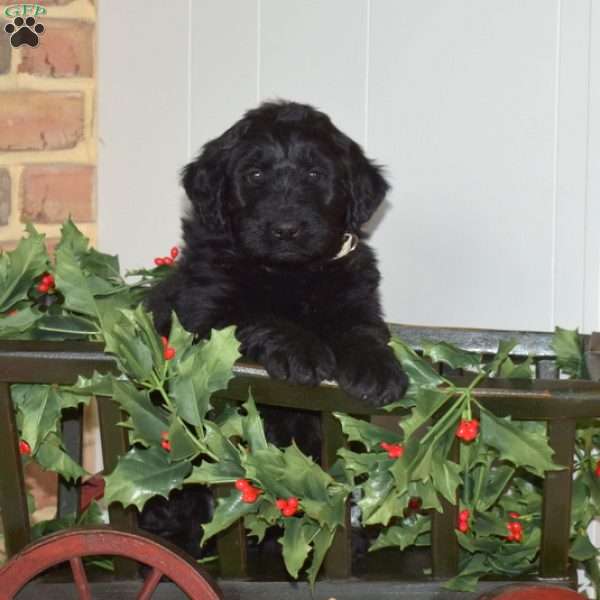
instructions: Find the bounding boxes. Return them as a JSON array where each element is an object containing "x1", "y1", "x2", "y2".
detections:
[
  {"x1": 336, "y1": 345, "x2": 409, "y2": 407},
  {"x1": 261, "y1": 335, "x2": 336, "y2": 387}
]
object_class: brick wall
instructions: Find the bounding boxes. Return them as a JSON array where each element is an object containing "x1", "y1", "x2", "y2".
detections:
[{"x1": 0, "y1": 0, "x2": 96, "y2": 252}]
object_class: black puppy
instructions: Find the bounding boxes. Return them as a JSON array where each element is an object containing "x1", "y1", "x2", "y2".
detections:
[
  {"x1": 141, "y1": 101, "x2": 407, "y2": 562},
  {"x1": 146, "y1": 100, "x2": 408, "y2": 406}
]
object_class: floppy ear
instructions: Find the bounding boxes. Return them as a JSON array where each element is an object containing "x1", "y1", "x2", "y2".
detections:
[
  {"x1": 182, "y1": 118, "x2": 251, "y2": 231},
  {"x1": 345, "y1": 141, "x2": 390, "y2": 232}
]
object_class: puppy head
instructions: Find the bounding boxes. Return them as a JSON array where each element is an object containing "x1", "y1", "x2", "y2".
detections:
[{"x1": 182, "y1": 101, "x2": 389, "y2": 264}]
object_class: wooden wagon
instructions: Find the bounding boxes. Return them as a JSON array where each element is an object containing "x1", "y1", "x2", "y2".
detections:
[{"x1": 1, "y1": 324, "x2": 599, "y2": 599}]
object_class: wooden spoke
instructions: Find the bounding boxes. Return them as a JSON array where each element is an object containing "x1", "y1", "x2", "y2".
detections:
[
  {"x1": 69, "y1": 556, "x2": 92, "y2": 600},
  {"x1": 136, "y1": 567, "x2": 163, "y2": 600}
]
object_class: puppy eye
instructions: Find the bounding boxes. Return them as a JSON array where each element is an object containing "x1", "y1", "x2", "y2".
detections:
[
  {"x1": 246, "y1": 169, "x2": 264, "y2": 183},
  {"x1": 307, "y1": 169, "x2": 321, "y2": 180}
]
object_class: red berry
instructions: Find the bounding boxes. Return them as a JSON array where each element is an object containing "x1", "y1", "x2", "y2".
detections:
[
  {"x1": 42, "y1": 274, "x2": 54, "y2": 285},
  {"x1": 276, "y1": 499, "x2": 288, "y2": 510},
  {"x1": 235, "y1": 479, "x2": 251, "y2": 491},
  {"x1": 170, "y1": 246, "x2": 179, "y2": 259},
  {"x1": 595, "y1": 461, "x2": 600, "y2": 477},
  {"x1": 458, "y1": 520, "x2": 469, "y2": 533},
  {"x1": 508, "y1": 512, "x2": 521, "y2": 519},
  {"x1": 380, "y1": 442, "x2": 390, "y2": 450},
  {"x1": 163, "y1": 257, "x2": 174, "y2": 266},
  {"x1": 161, "y1": 439, "x2": 171, "y2": 452},
  {"x1": 287, "y1": 497, "x2": 299, "y2": 509},
  {"x1": 408, "y1": 497, "x2": 422, "y2": 511},
  {"x1": 282, "y1": 505, "x2": 297, "y2": 517},
  {"x1": 164, "y1": 347, "x2": 176, "y2": 360},
  {"x1": 459, "y1": 509, "x2": 470, "y2": 522},
  {"x1": 154, "y1": 257, "x2": 165, "y2": 266},
  {"x1": 242, "y1": 488, "x2": 262, "y2": 503},
  {"x1": 19, "y1": 440, "x2": 31, "y2": 455},
  {"x1": 37, "y1": 282, "x2": 49, "y2": 293},
  {"x1": 456, "y1": 419, "x2": 479, "y2": 442},
  {"x1": 381, "y1": 442, "x2": 404, "y2": 458}
]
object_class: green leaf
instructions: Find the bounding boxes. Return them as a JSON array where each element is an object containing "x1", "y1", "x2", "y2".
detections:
[
  {"x1": 186, "y1": 459, "x2": 245, "y2": 485},
  {"x1": 170, "y1": 327, "x2": 241, "y2": 426},
  {"x1": 0, "y1": 224, "x2": 48, "y2": 312},
  {"x1": 480, "y1": 407, "x2": 563, "y2": 477},
  {"x1": 61, "y1": 371, "x2": 115, "y2": 397},
  {"x1": 104, "y1": 446, "x2": 191, "y2": 511},
  {"x1": 334, "y1": 412, "x2": 402, "y2": 451},
  {"x1": 56, "y1": 218, "x2": 90, "y2": 257},
  {"x1": 498, "y1": 356, "x2": 534, "y2": 379},
  {"x1": 422, "y1": 341, "x2": 481, "y2": 370},
  {"x1": 54, "y1": 243, "x2": 100, "y2": 320},
  {"x1": 201, "y1": 489, "x2": 258, "y2": 545},
  {"x1": 306, "y1": 526, "x2": 335, "y2": 587},
  {"x1": 473, "y1": 464, "x2": 515, "y2": 512},
  {"x1": 431, "y1": 456, "x2": 462, "y2": 504},
  {"x1": 168, "y1": 417, "x2": 200, "y2": 461},
  {"x1": 389, "y1": 338, "x2": 446, "y2": 390},
  {"x1": 370, "y1": 514, "x2": 431, "y2": 551},
  {"x1": 552, "y1": 326, "x2": 588, "y2": 379},
  {"x1": 112, "y1": 380, "x2": 169, "y2": 446},
  {"x1": 570, "y1": 533, "x2": 598, "y2": 561},
  {"x1": 0, "y1": 306, "x2": 43, "y2": 339},
  {"x1": 401, "y1": 387, "x2": 450, "y2": 439},
  {"x1": 484, "y1": 340, "x2": 517, "y2": 376},
  {"x1": 36, "y1": 433, "x2": 88, "y2": 482},
  {"x1": 279, "y1": 517, "x2": 319, "y2": 579},
  {"x1": 104, "y1": 317, "x2": 154, "y2": 382},
  {"x1": 241, "y1": 391, "x2": 269, "y2": 452},
  {"x1": 37, "y1": 314, "x2": 100, "y2": 336},
  {"x1": 444, "y1": 553, "x2": 488, "y2": 592},
  {"x1": 16, "y1": 385, "x2": 61, "y2": 452}
]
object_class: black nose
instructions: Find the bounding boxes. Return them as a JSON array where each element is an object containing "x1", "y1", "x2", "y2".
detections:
[{"x1": 271, "y1": 222, "x2": 301, "y2": 240}]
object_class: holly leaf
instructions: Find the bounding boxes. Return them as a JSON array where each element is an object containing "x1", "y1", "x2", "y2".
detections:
[
  {"x1": 431, "y1": 455, "x2": 462, "y2": 504},
  {"x1": 241, "y1": 392, "x2": 269, "y2": 452},
  {"x1": 306, "y1": 526, "x2": 335, "y2": 587},
  {"x1": 104, "y1": 446, "x2": 191, "y2": 511},
  {"x1": 370, "y1": 514, "x2": 431, "y2": 551},
  {"x1": 37, "y1": 314, "x2": 100, "y2": 337},
  {"x1": 422, "y1": 341, "x2": 481, "y2": 370},
  {"x1": 56, "y1": 218, "x2": 89, "y2": 257},
  {"x1": 104, "y1": 316, "x2": 154, "y2": 382},
  {"x1": 0, "y1": 223, "x2": 48, "y2": 313},
  {"x1": 480, "y1": 407, "x2": 562, "y2": 477},
  {"x1": 186, "y1": 459, "x2": 245, "y2": 485},
  {"x1": 168, "y1": 417, "x2": 200, "y2": 461},
  {"x1": 570, "y1": 532, "x2": 598, "y2": 561},
  {"x1": 498, "y1": 356, "x2": 534, "y2": 380},
  {"x1": 201, "y1": 489, "x2": 258, "y2": 545},
  {"x1": 389, "y1": 338, "x2": 446, "y2": 390},
  {"x1": 0, "y1": 306, "x2": 43, "y2": 339},
  {"x1": 552, "y1": 327, "x2": 588, "y2": 379},
  {"x1": 484, "y1": 340, "x2": 517, "y2": 376},
  {"x1": 112, "y1": 379, "x2": 169, "y2": 446},
  {"x1": 334, "y1": 412, "x2": 402, "y2": 451},
  {"x1": 170, "y1": 327, "x2": 241, "y2": 426},
  {"x1": 444, "y1": 553, "x2": 488, "y2": 592},
  {"x1": 35, "y1": 433, "x2": 88, "y2": 482},
  {"x1": 14, "y1": 384, "x2": 61, "y2": 453},
  {"x1": 279, "y1": 517, "x2": 319, "y2": 579},
  {"x1": 61, "y1": 371, "x2": 115, "y2": 398},
  {"x1": 400, "y1": 387, "x2": 450, "y2": 439}
]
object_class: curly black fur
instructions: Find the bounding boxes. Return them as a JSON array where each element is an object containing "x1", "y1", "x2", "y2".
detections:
[{"x1": 145, "y1": 100, "x2": 408, "y2": 406}]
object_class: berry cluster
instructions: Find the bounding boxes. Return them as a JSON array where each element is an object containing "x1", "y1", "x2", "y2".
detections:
[
  {"x1": 380, "y1": 441, "x2": 405, "y2": 458},
  {"x1": 456, "y1": 419, "x2": 479, "y2": 442},
  {"x1": 36, "y1": 273, "x2": 56, "y2": 294},
  {"x1": 160, "y1": 431, "x2": 171, "y2": 452},
  {"x1": 161, "y1": 336, "x2": 176, "y2": 360},
  {"x1": 235, "y1": 479, "x2": 263, "y2": 503},
  {"x1": 154, "y1": 246, "x2": 179, "y2": 267},
  {"x1": 19, "y1": 440, "x2": 31, "y2": 456},
  {"x1": 458, "y1": 509, "x2": 470, "y2": 533},
  {"x1": 276, "y1": 497, "x2": 300, "y2": 517},
  {"x1": 506, "y1": 519, "x2": 523, "y2": 542}
]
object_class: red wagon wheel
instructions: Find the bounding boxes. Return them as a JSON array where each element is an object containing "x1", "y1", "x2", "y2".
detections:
[{"x1": 0, "y1": 526, "x2": 223, "y2": 600}]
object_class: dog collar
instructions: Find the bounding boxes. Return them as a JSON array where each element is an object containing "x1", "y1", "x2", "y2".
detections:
[{"x1": 331, "y1": 233, "x2": 358, "y2": 260}]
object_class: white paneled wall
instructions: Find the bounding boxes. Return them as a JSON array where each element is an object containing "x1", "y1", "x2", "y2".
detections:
[{"x1": 98, "y1": 0, "x2": 600, "y2": 333}]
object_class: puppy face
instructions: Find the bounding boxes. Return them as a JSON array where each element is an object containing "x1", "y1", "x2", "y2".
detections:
[{"x1": 182, "y1": 101, "x2": 389, "y2": 265}]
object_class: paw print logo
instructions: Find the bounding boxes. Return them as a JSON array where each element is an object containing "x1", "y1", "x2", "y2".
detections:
[{"x1": 4, "y1": 16, "x2": 44, "y2": 48}]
